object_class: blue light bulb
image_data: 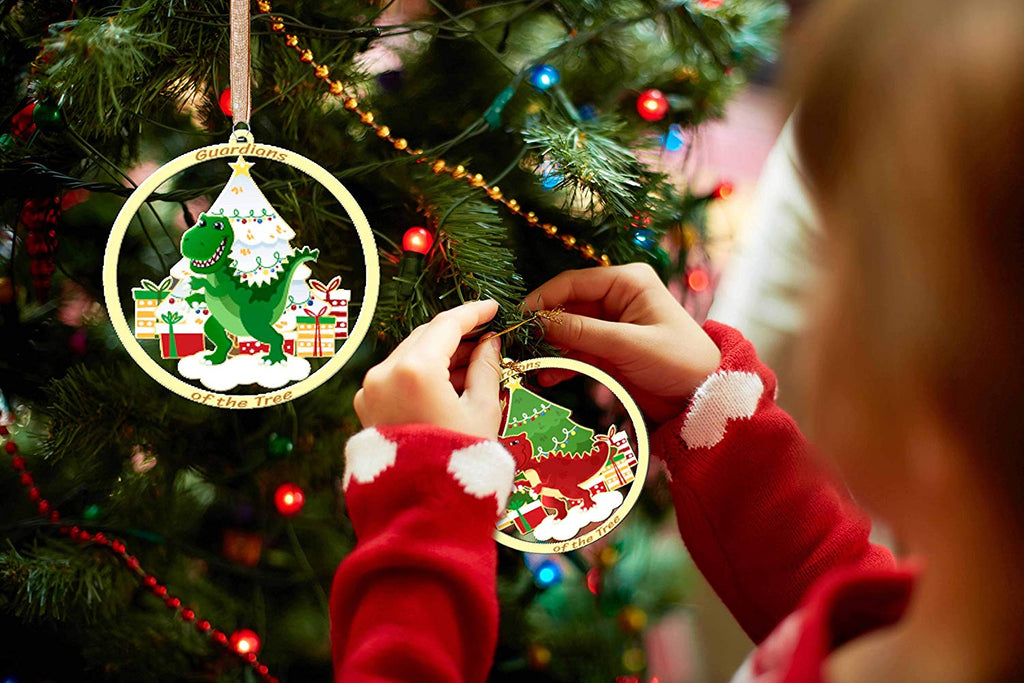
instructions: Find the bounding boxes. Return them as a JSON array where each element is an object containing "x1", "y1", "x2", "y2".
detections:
[
  {"x1": 663, "y1": 123, "x2": 686, "y2": 152},
  {"x1": 536, "y1": 160, "x2": 563, "y2": 190},
  {"x1": 529, "y1": 65, "x2": 561, "y2": 91},
  {"x1": 541, "y1": 172, "x2": 562, "y2": 190},
  {"x1": 534, "y1": 559, "x2": 563, "y2": 588},
  {"x1": 633, "y1": 228, "x2": 656, "y2": 248}
]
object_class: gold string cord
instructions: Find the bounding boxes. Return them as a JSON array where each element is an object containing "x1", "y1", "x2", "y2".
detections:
[
  {"x1": 253, "y1": 0, "x2": 611, "y2": 266},
  {"x1": 484, "y1": 307, "x2": 565, "y2": 377},
  {"x1": 481, "y1": 306, "x2": 565, "y2": 346}
]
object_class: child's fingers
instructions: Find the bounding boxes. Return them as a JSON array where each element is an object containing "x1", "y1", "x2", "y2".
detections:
[
  {"x1": 385, "y1": 322, "x2": 429, "y2": 362},
  {"x1": 449, "y1": 340, "x2": 480, "y2": 391},
  {"x1": 535, "y1": 350, "x2": 603, "y2": 386},
  {"x1": 448, "y1": 340, "x2": 477, "y2": 369},
  {"x1": 387, "y1": 301, "x2": 496, "y2": 366},
  {"x1": 415, "y1": 300, "x2": 499, "y2": 361},
  {"x1": 537, "y1": 368, "x2": 573, "y2": 387},
  {"x1": 525, "y1": 264, "x2": 657, "y2": 317},
  {"x1": 450, "y1": 366, "x2": 468, "y2": 393},
  {"x1": 538, "y1": 310, "x2": 630, "y2": 359},
  {"x1": 462, "y1": 337, "x2": 502, "y2": 412},
  {"x1": 353, "y1": 388, "x2": 368, "y2": 425},
  {"x1": 536, "y1": 349, "x2": 618, "y2": 386}
]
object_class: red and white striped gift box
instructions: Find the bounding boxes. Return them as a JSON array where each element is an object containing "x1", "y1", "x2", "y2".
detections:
[{"x1": 309, "y1": 276, "x2": 350, "y2": 340}]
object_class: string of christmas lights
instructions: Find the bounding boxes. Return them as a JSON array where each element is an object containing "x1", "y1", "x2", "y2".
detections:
[
  {"x1": 253, "y1": 0, "x2": 612, "y2": 267},
  {"x1": 0, "y1": 423, "x2": 279, "y2": 683}
]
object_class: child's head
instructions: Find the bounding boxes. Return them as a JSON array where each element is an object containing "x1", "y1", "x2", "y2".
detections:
[{"x1": 793, "y1": 0, "x2": 1024, "y2": 528}]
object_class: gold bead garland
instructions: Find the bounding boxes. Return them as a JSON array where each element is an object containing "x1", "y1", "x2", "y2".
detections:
[{"x1": 256, "y1": 0, "x2": 610, "y2": 266}]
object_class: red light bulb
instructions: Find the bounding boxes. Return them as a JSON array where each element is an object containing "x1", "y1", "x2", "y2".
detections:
[
  {"x1": 687, "y1": 269, "x2": 711, "y2": 293},
  {"x1": 219, "y1": 88, "x2": 233, "y2": 117},
  {"x1": 712, "y1": 181, "x2": 734, "y2": 200},
  {"x1": 229, "y1": 628, "x2": 261, "y2": 655},
  {"x1": 636, "y1": 89, "x2": 669, "y2": 122},
  {"x1": 274, "y1": 483, "x2": 305, "y2": 516},
  {"x1": 402, "y1": 227, "x2": 434, "y2": 255}
]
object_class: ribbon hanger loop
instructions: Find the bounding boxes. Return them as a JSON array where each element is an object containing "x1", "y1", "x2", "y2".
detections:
[{"x1": 229, "y1": 0, "x2": 252, "y2": 141}]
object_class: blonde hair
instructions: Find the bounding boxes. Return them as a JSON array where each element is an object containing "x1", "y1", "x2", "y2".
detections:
[{"x1": 793, "y1": 0, "x2": 1024, "y2": 500}]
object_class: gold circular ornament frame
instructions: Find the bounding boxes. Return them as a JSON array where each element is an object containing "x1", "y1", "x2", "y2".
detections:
[
  {"x1": 494, "y1": 357, "x2": 650, "y2": 553},
  {"x1": 103, "y1": 137, "x2": 380, "y2": 409}
]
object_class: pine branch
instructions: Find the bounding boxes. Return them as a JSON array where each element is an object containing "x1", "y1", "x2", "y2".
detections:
[
  {"x1": 39, "y1": 15, "x2": 172, "y2": 137},
  {"x1": 521, "y1": 114, "x2": 648, "y2": 223},
  {"x1": 0, "y1": 540, "x2": 134, "y2": 623},
  {"x1": 376, "y1": 169, "x2": 530, "y2": 348}
]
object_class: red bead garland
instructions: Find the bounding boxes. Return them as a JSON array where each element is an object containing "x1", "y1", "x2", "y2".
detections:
[{"x1": 0, "y1": 423, "x2": 278, "y2": 683}]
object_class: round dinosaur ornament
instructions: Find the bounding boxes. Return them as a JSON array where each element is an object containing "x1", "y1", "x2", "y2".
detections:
[
  {"x1": 495, "y1": 357, "x2": 649, "y2": 553},
  {"x1": 103, "y1": 132, "x2": 379, "y2": 408}
]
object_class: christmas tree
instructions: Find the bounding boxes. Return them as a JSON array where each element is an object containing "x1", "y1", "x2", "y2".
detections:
[
  {"x1": 502, "y1": 376, "x2": 595, "y2": 458},
  {"x1": 0, "y1": 0, "x2": 785, "y2": 680}
]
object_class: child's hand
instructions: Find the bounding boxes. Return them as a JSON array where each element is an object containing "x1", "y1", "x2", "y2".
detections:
[
  {"x1": 354, "y1": 300, "x2": 504, "y2": 439},
  {"x1": 527, "y1": 264, "x2": 721, "y2": 424}
]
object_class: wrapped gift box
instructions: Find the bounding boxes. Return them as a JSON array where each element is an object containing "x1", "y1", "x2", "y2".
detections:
[
  {"x1": 160, "y1": 331, "x2": 206, "y2": 359},
  {"x1": 295, "y1": 337, "x2": 334, "y2": 357},
  {"x1": 155, "y1": 307, "x2": 209, "y2": 360},
  {"x1": 309, "y1": 277, "x2": 350, "y2": 340},
  {"x1": 135, "y1": 316, "x2": 157, "y2": 338},
  {"x1": 600, "y1": 456, "x2": 635, "y2": 490},
  {"x1": 295, "y1": 312, "x2": 336, "y2": 357},
  {"x1": 508, "y1": 500, "x2": 549, "y2": 534},
  {"x1": 132, "y1": 277, "x2": 173, "y2": 339},
  {"x1": 335, "y1": 307, "x2": 349, "y2": 339},
  {"x1": 237, "y1": 338, "x2": 295, "y2": 356},
  {"x1": 611, "y1": 430, "x2": 638, "y2": 468}
]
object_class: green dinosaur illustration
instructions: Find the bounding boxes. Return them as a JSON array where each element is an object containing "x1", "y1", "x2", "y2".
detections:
[{"x1": 180, "y1": 213, "x2": 319, "y2": 365}]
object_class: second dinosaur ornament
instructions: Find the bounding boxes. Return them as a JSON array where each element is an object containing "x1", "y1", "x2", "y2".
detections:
[{"x1": 494, "y1": 357, "x2": 649, "y2": 553}]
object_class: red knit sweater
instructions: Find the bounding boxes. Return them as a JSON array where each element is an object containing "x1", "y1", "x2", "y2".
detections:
[{"x1": 330, "y1": 321, "x2": 908, "y2": 683}]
